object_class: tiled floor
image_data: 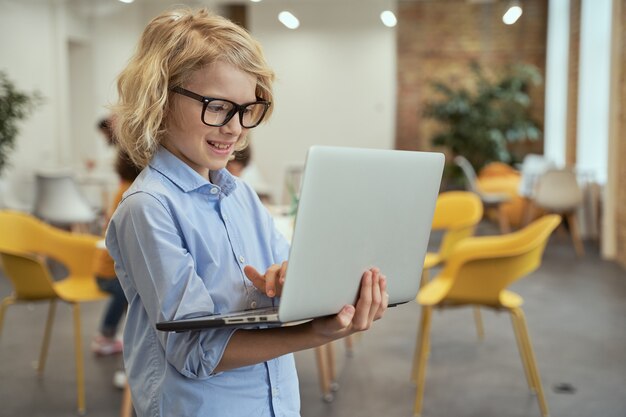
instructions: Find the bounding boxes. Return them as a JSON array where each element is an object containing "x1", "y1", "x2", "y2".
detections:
[{"x1": 1, "y1": 222, "x2": 625, "y2": 417}]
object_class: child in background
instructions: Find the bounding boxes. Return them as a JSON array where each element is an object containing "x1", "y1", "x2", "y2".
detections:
[{"x1": 91, "y1": 150, "x2": 141, "y2": 356}]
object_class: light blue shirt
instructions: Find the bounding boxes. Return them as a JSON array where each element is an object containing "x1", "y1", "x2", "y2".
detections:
[{"x1": 106, "y1": 147, "x2": 299, "y2": 417}]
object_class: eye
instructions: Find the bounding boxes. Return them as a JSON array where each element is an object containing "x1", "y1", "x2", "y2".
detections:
[{"x1": 206, "y1": 100, "x2": 232, "y2": 113}]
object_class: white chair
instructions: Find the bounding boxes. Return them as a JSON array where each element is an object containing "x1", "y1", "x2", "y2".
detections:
[
  {"x1": 454, "y1": 155, "x2": 511, "y2": 233},
  {"x1": 33, "y1": 171, "x2": 98, "y2": 233},
  {"x1": 517, "y1": 154, "x2": 556, "y2": 226},
  {"x1": 531, "y1": 168, "x2": 585, "y2": 256},
  {"x1": 517, "y1": 154, "x2": 555, "y2": 198}
]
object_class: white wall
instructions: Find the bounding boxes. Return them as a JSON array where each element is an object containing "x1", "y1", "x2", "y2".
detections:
[
  {"x1": 0, "y1": 1, "x2": 64, "y2": 205},
  {"x1": 250, "y1": 0, "x2": 397, "y2": 201},
  {"x1": 0, "y1": 0, "x2": 396, "y2": 205}
]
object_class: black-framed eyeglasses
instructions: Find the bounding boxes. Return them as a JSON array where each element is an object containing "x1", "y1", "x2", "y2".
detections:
[{"x1": 171, "y1": 86, "x2": 271, "y2": 128}]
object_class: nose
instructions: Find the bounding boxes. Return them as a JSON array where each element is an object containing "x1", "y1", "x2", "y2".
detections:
[{"x1": 220, "y1": 111, "x2": 244, "y2": 136}]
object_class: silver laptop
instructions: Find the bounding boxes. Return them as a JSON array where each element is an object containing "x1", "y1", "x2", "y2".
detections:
[{"x1": 156, "y1": 146, "x2": 444, "y2": 331}]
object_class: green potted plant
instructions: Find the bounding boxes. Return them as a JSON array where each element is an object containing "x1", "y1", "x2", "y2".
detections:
[
  {"x1": 423, "y1": 61, "x2": 542, "y2": 185},
  {"x1": 0, "y1": 70, "x2": 42, "y2": 205}
]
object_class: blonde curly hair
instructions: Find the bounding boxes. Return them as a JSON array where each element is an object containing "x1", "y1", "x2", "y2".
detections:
[{"x1": 112, "y1": 7, "x2": 275, "y2": 168}]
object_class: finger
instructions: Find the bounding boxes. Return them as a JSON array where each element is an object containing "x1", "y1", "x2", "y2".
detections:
[
  {"x1": 276, "y1": 261, "x2": 288, "y2": 296},
  {"x1": 375, "y1": 275, "x2": 388, "y2": 321},
  {"x1": 244, "y1": 265, "x2": 265, "y2": 290},
  {"x1": 352, "y1": 270, "x2": 373, "y2": 330},
  {"x1": 265, "y1": 264, "x2": 281, "y2": 297},
  {"x1": 336, "y1": 305, "x2": 356, "y2": 329},
  {"x1": 312, "y1": 305, "x2": 355, "y2": 337},
  {"x1": 368, "y1": 269, "x2": 382, "y2": 323}
]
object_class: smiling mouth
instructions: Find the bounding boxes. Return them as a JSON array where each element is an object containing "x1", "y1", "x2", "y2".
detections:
[{"x1": 207, "y1": 141, "x2": 233, "y2": 151}]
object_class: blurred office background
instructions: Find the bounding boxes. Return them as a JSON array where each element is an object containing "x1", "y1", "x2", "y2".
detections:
[
  {"x1": 0, "y1": 0, "x2": 623, "y2": 264},
  {"x1": 0, "y1": 0, "x2": 625, "y2": 416}
]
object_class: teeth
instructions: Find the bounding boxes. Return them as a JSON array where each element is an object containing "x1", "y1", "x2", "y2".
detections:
[{"x1": 209, "y1": 142, "x2": 231, "y2": 150}]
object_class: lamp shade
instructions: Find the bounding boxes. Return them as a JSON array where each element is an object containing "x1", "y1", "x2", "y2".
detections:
[{"x1": 33, "y1": 171, "x2": 97, "y2": 226}]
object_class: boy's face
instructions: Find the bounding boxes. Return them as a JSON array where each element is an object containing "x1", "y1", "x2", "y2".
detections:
[{"x1": 164, "y1": 61, "x2": 256, "y2": 178}]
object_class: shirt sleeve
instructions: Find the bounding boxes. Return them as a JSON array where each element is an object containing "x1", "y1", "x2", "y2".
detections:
[{"x1": 107, "y1": 191, "x2": 236, "y2": 379}]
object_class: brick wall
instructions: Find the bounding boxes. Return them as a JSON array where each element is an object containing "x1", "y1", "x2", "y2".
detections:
[
  {"x1": 397, "y1": 0, "x2": 625, "y2": 269},
  {"x1": 396, "y1": 0, "x2": 548, "y2": 158}
]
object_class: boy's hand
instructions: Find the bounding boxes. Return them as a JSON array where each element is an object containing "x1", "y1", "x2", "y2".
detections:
[
  {"x1": 244, "y1": 262, "x2": 288, "y2": 298},
  {"x1": 311, "y1": 268, "x2": 388, "y2": 338}
]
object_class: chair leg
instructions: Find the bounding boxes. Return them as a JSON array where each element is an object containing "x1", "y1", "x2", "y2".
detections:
[
  {"x1": 510, "y1": 308, "x2": 550, "y2": 417},
  {"x1": 497, "y1": 204, "x2": 511, "y2": 234},
  {"x1": 326, "y1": 340, "x2": 340, "y2": 392},
  {"x1": 72, "y1": 303, "x2": 86, "y2": 415},
  {"x1": 521, "y1": 198, "x2": 535, "y2": 227},
  {"x1": 566, "y1": 212, "x2": 585, "y2": 257},
  {"x1": 473, "y1": 307, "x2": 485, "y2": 340},
  {"x1": 0, "y1": 296, "x2": 16, "y2": 339},
  {"x1": 419, "y1": 268, "x2": 430, "y2": 289},
  {"x1": 120, "y1": 383, "x2": 133, "y2": 417},
  {"x1": 37, "y1": 300, "x2": 57, "y2": 375},
  {"x1": 509, "y1": 308, "x2": 536, "y2": 392},
  {"x1": 412, "y1": 305, "x2": 432, "y2": 417},
  {"x1": 314, "y1": 344, "x2": 334, "y2": 402},
  {"x1": 344, "y1": 334, "x2": 354, "y2": 357}
]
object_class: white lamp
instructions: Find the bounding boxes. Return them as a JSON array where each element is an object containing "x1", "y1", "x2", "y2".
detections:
[{"x1": 33, "y1": 171, "x2": 97, "y2": 231}]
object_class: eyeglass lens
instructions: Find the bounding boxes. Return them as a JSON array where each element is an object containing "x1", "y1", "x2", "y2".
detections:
[{"x1": 204, "y1": 100, "x2": 267, "y2": 128}]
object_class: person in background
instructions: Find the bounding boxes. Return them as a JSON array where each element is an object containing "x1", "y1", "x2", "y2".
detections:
[
  {"x1": 227, "y1": 145, "x2": 273, "y2": 203},
  {"x1": 91, "y1": 150, "x2": 141, "y2": 357},
  {"x1": 97, "y1": 117, "x2": 117, "y2": 147},
  {"x1": 106, "y1": 8, "x2": 388, "y2": 417},
  {"x1": 226, "y1": 145, "x2": 251, "y2": 177}
]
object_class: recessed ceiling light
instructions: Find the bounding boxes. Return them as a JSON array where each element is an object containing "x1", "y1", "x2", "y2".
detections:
[
  {"x1": 502, "y1": 2, "x2": 523, "y2": 25},
  {"x1": 278, "y1": 11, "x2": 300, "y2": 30},
  {"x1": 380, "y1": 10, "x2": 397, "y2": 28},
  {"x1": 119, "y1": 0, "x2": 135, "y2": 4}
]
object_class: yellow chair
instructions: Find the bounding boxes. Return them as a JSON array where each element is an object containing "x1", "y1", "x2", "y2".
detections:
[
  {"x1": 411, "y1": 214, "x2": 561, "y2": 417},
  {"x1": 422, "y1": 191, "x2": 485, "y2": 337},
  {"x1": 0, "y1": 210, "x2": 107, "y2": 415},
  {"x1": 423, "y1": 191, "x2": 484, "y2": 281}
]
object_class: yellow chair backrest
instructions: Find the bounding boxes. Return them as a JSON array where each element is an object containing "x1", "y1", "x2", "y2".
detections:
[
  {"x1": 431, "y1": 191, "x2": 483, "y2": 262},
  {"x1": 420, "y1": 214, "x2": 561, "y2": 307},
  {"x1": 0, "y1": 210, "x2": 100, "y2": 278},
  {"x1": 0, "y1": 249, "x2": 58, "y2": 300}
]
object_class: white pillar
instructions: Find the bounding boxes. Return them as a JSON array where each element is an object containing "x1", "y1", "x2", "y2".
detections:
[
  {"x1": 576, "y1": 0, "x2": 613, "y2": 184},
  {"x1": 543, "y1": 0, "x2": 570, "y2": 167}
]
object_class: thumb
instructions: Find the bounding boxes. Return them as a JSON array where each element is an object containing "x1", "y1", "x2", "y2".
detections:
[{"x1": 335, "y1": 305, "x2": 355, "y2": 328}]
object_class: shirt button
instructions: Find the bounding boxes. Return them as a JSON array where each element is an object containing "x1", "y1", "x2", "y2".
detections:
[
  {"x1": 210, "y1": 187, "x2": 219, "y2": 195},
  {"x1": 250, "y1": 301, "x2": 257, "y2": 309},
  {"x1": 223, "y1": 215, "x2": 228, "y2": 221},
  {"x1": 238, "y1": 255, "x2": 245, "y2": 263},
  {"x1": 272, "y1": 388, "x2": 279, "y2": 397}
]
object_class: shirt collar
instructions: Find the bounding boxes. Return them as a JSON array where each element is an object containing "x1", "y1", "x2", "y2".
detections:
[{"x1": 149, "y1": 146, "x2": 237, "y2": 196}]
